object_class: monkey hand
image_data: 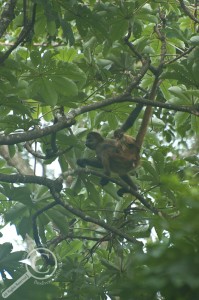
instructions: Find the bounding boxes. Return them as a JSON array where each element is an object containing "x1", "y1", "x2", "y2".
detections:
[
  {"x1": 100, "y1": 177, "x2": 109, "y2": 186},
  {"x1": 117, "y1": 188, "x2": 126, "y2": 197},
  {"x1": 117, "y1": 184, "x2": 138, "y2": 197},
  {"x1": 114, "y1": 129, "x2": 123, "y2": 139},
  {"x1": 77, "y1": 159, "x2": 87, "y2": 168}
]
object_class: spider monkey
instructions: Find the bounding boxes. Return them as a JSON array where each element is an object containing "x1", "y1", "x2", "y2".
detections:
[
  {"x1": 77, "y1": 104, "x2": 144, "y2": 196},
  {"x1": 77, "y1": 131, "x2": 138, "y2": 193}
]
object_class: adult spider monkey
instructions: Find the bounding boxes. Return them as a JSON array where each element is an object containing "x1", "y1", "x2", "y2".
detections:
[
  {"x1": 77, "y1": 103, "x2": 145, "y2": 196},
  {"x1": 113, "y1": 103, "x2": 152, "y2": 195}
]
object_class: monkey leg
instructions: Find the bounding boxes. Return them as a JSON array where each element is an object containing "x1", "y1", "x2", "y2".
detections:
[
  {"x1": 77, "y1": 159, "x2": 110, "y2": 186},
  {"x1": 77, "y1": 158, "x2": 103, "y2": 168},
  {"x1": 117, "y1": 174, "x2": 138, "y2": 197},
  {"x1": 99, "y1": 152, "x2": 112, "y2": 186}
]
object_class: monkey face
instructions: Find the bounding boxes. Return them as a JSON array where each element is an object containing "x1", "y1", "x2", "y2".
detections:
[{"x1": 85, "y1": 132, "x2": 104, "y2": 150}]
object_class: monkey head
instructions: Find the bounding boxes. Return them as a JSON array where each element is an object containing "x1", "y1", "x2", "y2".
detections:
[{"x1": 85, "y1": 132, "x2": 104, "y2": 150}]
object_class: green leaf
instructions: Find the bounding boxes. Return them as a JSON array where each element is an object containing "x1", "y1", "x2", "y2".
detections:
[
  {"x1": 40, "y1": 78, "x2": 58, "y2": 106},
  {"x1": 168, "y1": 86, "x2": 190, "y2": 103},
  {"x1": 53, "y1": 76, "x2": 78, "y2": 97},
  {"x1": 142, "y1": 161, "x2": 159, "y2": 182},
  {"x1": 30, "y1": 50, "x2": 41, "y2": 66},
  {"x1": 139, "y1": 12, "x2": 158, "y2": 24},
  {"x1": 190, "y1": 35, "x2": 199, "y2": 45},
  {"x1": 100, "y1": 258, "x2": 120, "y2": 271},
  {"x1": 61, "y1": 19, "x2": 75, "y2": 46},
  {"x1": 0, "y1": 243, "x2": 13, "y2": 260},
  {"x1": 1, "y1": 250, "x2": 26, "y2": 264},
  {"x1": 152, "y1": 150, "x2": 165, "y2": 175},
  {"x1": 110, "y1": 20, "x2": 128, "y2": 42},
  {"x1": 5, "y1": 203, "x2": 27, "y2": 223},
  {"x1": 175, "y1": 112, "x2": 190, "y2": 128},
  {"x1": 7, "y1": 187, "x2": 32, "y2": 205},
  {"x1": 133, "y1": 20, "x2": 143, "y2": 39},
  {"x1": 55, "y1": 48, "x2": 78, "y2": 62},
  {"x1": 84, "y1": 180, "x2": 100, "y2": 204},
  {"x1": 60, "y1": 62, "x2": 87, "y2": 88},
  {"x1": 191, "y1": 114, "x2": 199, "y2": 135},
  {"x1": 17, "y1": 217, "x2": 32, "y2": 238},
  {"x1": 34, "y1": 13, "x2": 47, "y2": 36},
  {"x1": 45, "y1": 209, "x2": 69, "y2": 235},
  {"x1": 83, "y1": 36, "x2": 97, "y2": 51},
  {"x1": 192, "y1": 62, "x2": 199, "y2": 78},
  {"x1": 47, "y1": 21, "x2": 57, "y2": 36},
  {"x1": 41, "y1": 106, "x2": 54, "y2": 121}
]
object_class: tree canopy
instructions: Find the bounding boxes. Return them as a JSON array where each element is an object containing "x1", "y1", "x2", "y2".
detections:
[{"x1": 0, "y1": 1, "x2": 199, "y2": 299}]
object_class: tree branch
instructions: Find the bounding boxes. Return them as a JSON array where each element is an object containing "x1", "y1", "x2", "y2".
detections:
[
  {"x1": 0, "y1": 173, "x2": 63, "y2": 192},
  {"x1": 24, "y1": 141, "x2": 73, "y2": 159},
  {"x1": 32, "y1": 201, "x2": 57, "y2": 247},
  {"x1": 124, "y1": 59, "x2": 151, "y2": 95},
  {"x1": 0, "y1": 96, "x2": 197, "y2": 146},
  {"x1": 50, "y1": 190, "x2": 141, "y2": 244},
  {"x1": 0, "y1": 172, "x2": 141, "y2": 245},
  {"x1": 0, "y1": 117, "x2": 75, "y2": 145},
  {"x1": 124, "y1": 27, "x2": 157, "y2": 75},
  {"x1": 0, "y1": 3, "x2": 37, "y2": 64},
  {"x1": 165, "y1": 46, "x2": 195, "y2": 65},
  {"x1": 179, "y1": 0, "x2": 199, "y2": 23},
  {"x1": 0, "y1": 0, "x2": 17, "y2": 38},
  {"x1": 64, "y1": 168, "x2": 161, "y2": 215},
  {"x1": 74, "y1": 95, "x2": 199, "y2": 116},
  {"x1": 49, "y1": 234, "x2": 111, "y2": 248},
  {"x1": 0, "y1": 145, "x2": 34, "y2": 175}
]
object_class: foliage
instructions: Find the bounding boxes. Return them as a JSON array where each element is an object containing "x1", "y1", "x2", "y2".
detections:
[{"x1": 0, "y1": 0, "x2": 198, "y2": 299}]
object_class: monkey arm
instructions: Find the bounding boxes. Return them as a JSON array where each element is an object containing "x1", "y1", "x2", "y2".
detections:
[
  {"x1": 114, "y1": 103, "x2": 143, "y2": 138},
  {"x1": 122, "y1": 103, "x2": 143, "y2": 131},
  {"x1": 77, "y1": 158, "x2": 110, "y2": 186},
  {"x1": 77, "y1": 158, "x2": 103, "y2": 169}
]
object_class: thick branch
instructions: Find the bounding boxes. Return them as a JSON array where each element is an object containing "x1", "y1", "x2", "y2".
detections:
[
  {"x1": 32, "y1": 186, "x2": 140, "y2": 246},
  {"x1": 0, "y1": 173, "x2": 63, "y2": 192},
  {"x1": 0, "y1": 117, "x2": 75, "y2": 145},
  {"x1": 0, "y1": 96, "x2": 197, "y2": 146},
  {"x1": 0, "y1": 0, "x2": 17, "y2": 38},
  {"x1": 136, "y1": 13, "x2": 168, "y2": 148},
  {"x1": 74, "y1": 95, "x2": 199, "y2": 117},
  {"x1": 32, "y1": 201, "x2": 57, "y2": 247},
  {"x1": 0, "y1": 145, "x2": 34, "y2": 175},
  {"x1": 0, "y1": 172, "x2": 141, "y2": 244},
  {"x1": 50, "y1": 190, "x2": 141, "y2": 244},
  {"x1": 35, "y1": 193, "x2": 140, "y2": 246},
  {"x1": 65, "y1": 168, "x2": 160, "y2": 215}
]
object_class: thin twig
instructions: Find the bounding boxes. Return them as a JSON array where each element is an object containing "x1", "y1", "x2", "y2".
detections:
[{"x1": 179, "y1": 0, "x2": 199, "y2": 23}]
